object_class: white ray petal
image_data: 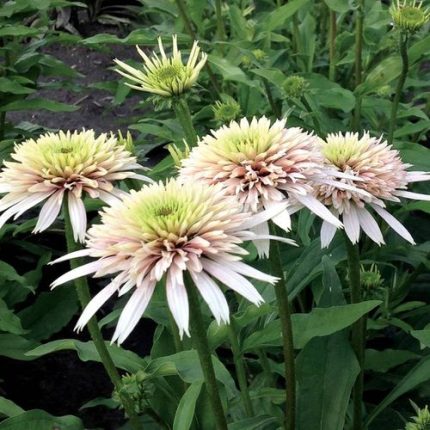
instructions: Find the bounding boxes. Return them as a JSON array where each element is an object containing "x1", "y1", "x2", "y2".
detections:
[
  {"x1": 202, "y1": 258, "x2": 264, "y2": 306},
  {"x1": 190, "y1": 270, "x2": 230, "y2": 325},
  {"x1": 320, "y1": 220, "x2": 338, "y2": 248},
  {"x1": 293, "y1": 193, "x2": 343, "y2": 228},
  {"x1": 395, "y1": 190, "x2": 430, "y2": 201},
  {"x1": 263, "y1": 201, "x2": 291, "y2": 232},
  {"x1": 251, "y1": 222, "x2": 270, "y2": 258},
  {"x1": 371, "y1": 204, "x2": 415, "y2": 244},
  {"x1": 166, "y1": 270, "x2": 190, "y2": 339},
  {"x1": 34, "y1": 190, "x2": 64, "y2": 233},
  {"x1": 51, "y1": 261, "x2": 100, "y2": 288},
  {"x1": 343, "y1": 205, "x2": 360, "y2": 244},
  {"x1": 68, "y1": 193, "x2": 87, "y2": 243},
  {"x1": 49, "y1": 249, "x2": 91, "y2": 265},
  {"x1": 239, "y1": 202, "x2": 288, "y2": 230},
  {"x1": 356, "y1": 207, "x2": 385, "y2": 245},
  {"x1": 75, "y1": 279, "x2": 120, "y2": 332},
  {"x1": 405, "y1": 171, "x2": 430, "y2": 183},
  {"x1": 112, "y1": 279, "x2": 156, "y2": 344}
]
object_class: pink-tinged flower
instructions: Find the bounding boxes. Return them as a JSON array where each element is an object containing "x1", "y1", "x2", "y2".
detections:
[
  {"x1": 0, "y1": 130, "x2": 150, "y2": 243},
  {"x1": 50, "y1": 179, "x2": 293, "y2": 343},
  {"x1": 316, "y1": 132, "x2": 430, "y2": 247},
  {"x1": 179, "y1": 117, "x2": 343, "y2": 256}
]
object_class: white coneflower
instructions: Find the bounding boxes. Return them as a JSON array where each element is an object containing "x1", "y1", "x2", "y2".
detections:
[
  {"x1": 50, "y1": 179, "x2": 293, "y2": 343},
  {"x1": 180, "y1": 116, "x2": 343, "y2": 256},
  {"x1": 0, "y1": 130, "x2": 150, "y2": 242},
  {"x1": 114, "y1": 35, "x2": 207, "y2": 97},
  {"x1": 316, "y1": 132, "x2": 430, "y2": 247}
]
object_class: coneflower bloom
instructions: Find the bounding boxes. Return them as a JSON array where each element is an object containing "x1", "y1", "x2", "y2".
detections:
[
  {"x1": 114, "y1": 35, "x2": 207, "y2": 97},
  {"x1": 50, "y1": 179, "x2": 293, "y2": 343},
  {"x1": 0, "y1": 130, "x2": 150, "y2": 242},
  {"x1": 316, "y1": 132, "x2": 430, "y2": 247},
  {"x1": 179, "y1": 117, "x2": 343, "y2": 256}
]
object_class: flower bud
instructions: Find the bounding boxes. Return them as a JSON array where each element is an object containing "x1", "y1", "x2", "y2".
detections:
[
  {"x1": 390, "y1": 0, "x2": 430, "y2": 32},
  {"x1": 212, "y1": 97, "x2": 241, "y2": 123},
  {"x1": 283, "y1": 75, "x2": 308, "y2": 99}
]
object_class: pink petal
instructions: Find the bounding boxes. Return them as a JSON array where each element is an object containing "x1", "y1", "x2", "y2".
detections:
[
  {"x1": 166, "y1": 270, "x2": 190, "y2": 339},
  {"x1": 51, "y1": 261, "x2": 100, "y2": 288},
  {"x1": 68, "y1": 192, "x2": 87, "y2": 243}
]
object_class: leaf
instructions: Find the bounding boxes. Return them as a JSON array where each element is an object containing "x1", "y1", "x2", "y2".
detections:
[
  {"x1": 0, "y1": 299, "x2": 26, "y2": 335},
  {"x1": 0, "y1": 26, "x2": 40, "y2": 37},
  {"x1": 242, "y1": 301, "x2": 381, "y2": 351},
  {"x1": 26, "y1": 339, "x2": 146, "y2": 373},
  {"x1": 296, "y1": 334, "x2": 359, "y2": 430},
  {"x1": 0, "y1": 410, "x2": 83, "y2": 430},
  {"x1": 264, "y1": 0, "x2": 311, "y2": 31},
  {"x1": 0, "y1": 78, "x2": 34, "y2": 95},
  {"x1": 0, "y1": 334, "x2": 39, "y2": 360},
  {"x1": 323, "y1": 0, "x2": 352, "y2": 12},
  {"x1": 365, "y1": 356, "x2": 430, "y2": 426},
  {"x1": 410, "y1": 330, "x2": 430, "y2": 348},
  {"x1": 228, "y1": 416, "x2": 278, "y2": 430},
  {"x1": 364, "y1": 349, "x2": 421, "y2": 373},
  {"x1": 0, "y1": 99, "x2": 79, "y2": 112},
  {"x1": 18, "y1": 287, "x2": 79, "y2": 341},
  {"x1": 0, "y1": 398, "x2": 24, "y2": 418},
  {"x1": 209, "y1": 56, "x2": 257, "y2": 87},
  {"x1": 82, "y1": 29, "x2": 154, "y2": 45},
  {"x1": 251, "y1": 68, "x2": 286, "y2": 87},
  {"x1": 173, "y1": 381, "x2": 202, "y2": 430}
]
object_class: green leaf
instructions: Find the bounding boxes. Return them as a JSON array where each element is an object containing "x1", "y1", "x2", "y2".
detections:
[
  {"x1": 365, "y1": 356, "x2": 430, "y2": 426},
  {"x1": 0, "y1": 299, "x2": 26, "y2": 335},
  {"x1": 410, "y1": 330, "x2": 430, "y2": 348},
  {"x1": 0, "y1": 99, "x2": 79, "y2": 112},
  {"x1": 26, "y1": 339, "x2": 146, "y2": 373},
  {"x1": 264, "y1": 0, "x2": 311, "y2": 31},
  {"x1": 0, "y1": 398, "x2": 24, "y2": 418},
  {"x1": 0, "y1": 78, "x2": 34, "y2": 95},
  {"x1": 228, "y1": 416, "x2": 278, "y2": 430},
  {"x1": 0, "y1": 410, "x2": 83, "y2": 430},
  {"x1": 18, "y1": 287, "x2": 79, "y2": 341},
  {"x1": 296, "y1": 334, "x2": 359, "y2": 430},
  {"x1": 251, "y1": 68, "x2": 286, "y2": 87},
  {"x1": 209, "y1": 56, "x2": 257, "y2": 87},
  {"x1": 173, "y1": 381, "x2": 202, "y2": 430},
  {"x1": 323, "y1": 0, "x2": 352, "y2": 12},
  {"x1": 0, "y1": 26, "x2": 40, "y2": 37},
  {"x1": 82, "y1": 29, "x2": 154, "y2": 45},
  {"x1": 364, "y1": 349, "x2": 421, "y2": 373},
  {"x1": 0, "y1": 334, "x2": 39, "y2": 360},
  {"x1": 242, "y1": 301, "x2": 381, "y2": 351}
]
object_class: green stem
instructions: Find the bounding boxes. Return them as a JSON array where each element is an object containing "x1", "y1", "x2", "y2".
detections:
[
  {"x1": 328, "y1": 9, "x2": 336, "y2": 81},
  {"x1": 215, "y1": 0, "x2": 225, "y2": 47},
  {"x1": 184, "y1": 273, "x2": 228, "y2": 430},
  {"x1": 227, "y1": 320, "x2": 254, "y2": 416},
  {"x1": 352, "y1": 0, "x2": 364, "y2": 131},
  {"x1": 388, "y1": 32, "x2": 409, "y2": 145},
  {"x1": 172, "y1": 97, "x2": 198, "y2": 147},
  {"x1": 63, "y1": 204, "x2": 141, "y2": 430},
  {"x1": 269, "y1": 223, "x2": 295, "y2": 430},
  {"x1": 263, "y1": 80, "x2": 282, "y2": 118},
  {"x1": 0, "y1": 112, "x2": 5, "y2": 142},
  {"x1": 302, "y1": 95, "x2": 322, "y2": 136},
  {"x1": 256, "y1": 349, "x2": 274, "y2": 385},
  {"x1": 344, "y1": 235, "x2": 364, "y2": 430}
]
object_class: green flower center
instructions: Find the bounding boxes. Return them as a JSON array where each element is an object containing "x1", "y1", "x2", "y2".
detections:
[
  {"x1": 322, "y1": 140, "x2": 361, "y2": 168},
  {"x1": 402, "y1": 6, "x2": 425, "y2": 22},
  {"x1": 155, "y1": 64, "x2": 184, "y2": 82}
]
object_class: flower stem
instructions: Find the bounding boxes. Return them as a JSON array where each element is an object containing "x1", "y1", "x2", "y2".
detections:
[
  {"x1": 227, "y1": 320, "x2": 254, "y2": 417},
  {"x1": 62, "y1": 204, "x2": 141, "y2": 430},
  {"x1": 388, "y1": 32, "x2": 409, "y2": 145},
  {"x1": 215, "y1": 0, "x2": 225, "y2": 46},
  {"x1": 328, "y1": 9, "x2": 337, "y2": 81},
  {"x1": 172, "y1": 97, "x2": 198, "y2": 147},
  {"x1": 184, "y1": 273, "x2": 228, "y2": 430},
  {"x1": 344, "y1": 235, "x2": 365, "y2": 430},
  {"x1": 269, "y1": 223, "x2": 295, "y2": 430},
  {"x1": 352, "y1": 0, "x2": 364, "y2": 131}
]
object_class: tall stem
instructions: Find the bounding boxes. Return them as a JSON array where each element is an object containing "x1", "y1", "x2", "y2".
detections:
[
  {"x1": 184, "y1": 273, "x2": 228, "y2": 430},
  {"x1": 269, "y1": 223, "x2": 295, "y2": 430},
  {"x1": 215, "y1": 0, "x2": 225, "y2": 48},
  {"x1": 388, "y1": 32, "x2": 409, "y2": 145},
  {"x1": 344, "y1": 235, "x2": 364, "y2": 430},
  {"x1": 63, "y1": 204, "x2": 141, "y2": 430},
  {"x1": 227, "y1": 320, "x2": 254, "y2": 416},
  {"x1": 352, "y1": 0, "x2": 364, "y2": 131},
  {"x1": 172, "y1": 97, "x2": 198, "y2": 147},
  {"x1": 328, "y1": 10, "x2": 337, "y2": 81}
]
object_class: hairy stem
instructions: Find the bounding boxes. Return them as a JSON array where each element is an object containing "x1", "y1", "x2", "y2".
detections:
[
  {"x1": 227, "y1": 320, "x2": 254, "y2": 416},
  {"x1": 388, "y1": 32, "x2": 409, "y2": 144},
  {"x1": 184, "y1": 273, "x2": 228, "y2": 430},
  {"x1": 63, "y1": 204, "x2": 141, "y2": 430},
  {"x1": 172, "y1": 97, "x2": 198, "y2": 147},
  {"x1": 344, "y1": 235, "x2": 365, "y2": 430},
  {"x1": 269, "y1": 223, "x2": 295, "y2": 430},
  {"x1": 352, "y1": 0, "x2": 364, "y2": 131}
]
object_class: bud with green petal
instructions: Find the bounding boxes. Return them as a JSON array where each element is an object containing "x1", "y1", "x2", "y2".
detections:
[
  {"x1": 167, "y1": 140, "x2": 190, "y2": 168},
  {"x1": 117, "y1": 130, "x2": 135, "y2": 154},
  {"x1": 405, "y1": 403, "x2": 430, "y2": 430},
  {"x1": 283, "y1": 75, "x2": 309, "y2": 99},
  {"x1": 390, "y1": 0, "x2": 430, "y2": 33},
  {"x1": 212, "y1": 97, "x2": 241, "y2": 124}
]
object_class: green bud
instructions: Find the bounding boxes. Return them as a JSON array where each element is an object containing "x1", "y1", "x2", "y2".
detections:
[
  {"x1": 360, "y1": 264, "x2": 383, "y2": 290},
  {"x1": 167, "y1": 141, "x2": 190, "y2": 168},
  {"x1": 405, "y1": 403, "x2": 430, "y2": 430},
  {"x1": 252, "y1": 49, "x2": 267, "y2": 62},
  {"x1": 283, "y1": 75, "x2": 308, "y2": 99},
  {"x1": 212, "y1": 97, "x2": 241, "y2": 123},
  {"x1": 240, "y1": 55, "x2": 252, "y2": 68},
  {"x1": 390, "y1": 0, "x2": 430, "y2": 32},
  {"x1": 117, "y1": 130, "x2": 135, "y2": 154}
]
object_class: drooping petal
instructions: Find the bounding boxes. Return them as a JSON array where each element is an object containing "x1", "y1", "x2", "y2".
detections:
[
  {"x1": 239, "y1": 202, "x2": 288, "y2": 230},
  {"x1": 343, "y1": 205, "x2": 360, "y2": 244},
  {"x1": 34, "y1": 190, "x2": 64, "y2": 233},
  {"x1": 356, "y1": 207, "x2": 385, "y2": 245},
  {"x1": 251, "y1": 222, "x2": 270, "y2": 258},
  {"x1": 371, "y1": 204, "x2": 415, "y2": 244},
  {"x1": 320, "y1": 220, "x2": 337, "y2": 248},
  {"x1": 190, "y1": 270, "x2": 230, "y2": 325},
  {"x1": 51, "y1": 261, "x2": 101, "y2": 288},
  {"x1": 68, "y1": 192, "x2": 87, "y2": 243},
  {"x1": 166, "y1": 269, "x2": 190, "y2": 338},
  {"x1": 394, "y1": 190, "x2": 430, "y2": 201},
  {"x1": 49, "y1": 249, "x2": 91, "y2": 265},
  {"x1": 112, "y1": 279, "x2": 156, "y2": 344}
]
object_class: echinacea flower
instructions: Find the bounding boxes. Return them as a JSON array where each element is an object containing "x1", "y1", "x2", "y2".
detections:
[
  {"x1": 50, "y1": 179, "x2": 293, "y2": 343},
  {"x1": 179, "y1": 117, "x2": 343, "y2": 256},
  {"x1": 315, "y1": 132, "x2": 430, "y2": 247},
  {"x1": 114, "y1": 35, "x2": 207, "y2": 97},
  {"x1": 390, "y1": 0, "x2": 430, "y2": 32},
  {"x1": 0, "y1": 130, "x2": 150, "y2": 242}
]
